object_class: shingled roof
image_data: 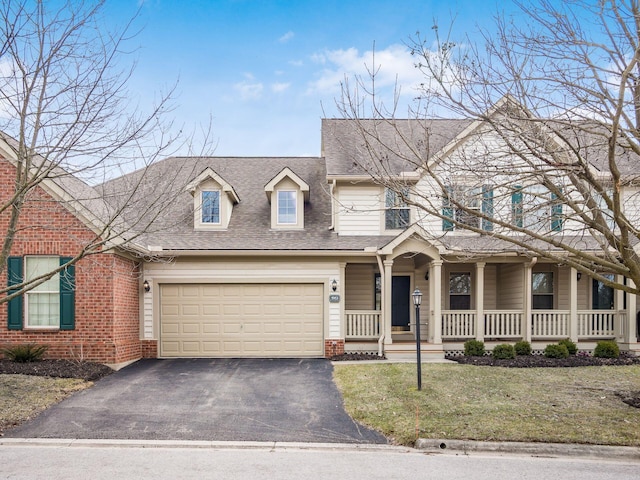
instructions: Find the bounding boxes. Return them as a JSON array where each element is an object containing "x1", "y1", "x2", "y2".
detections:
[{"x1": 100, "y1": 155, "x2": 396, "y2": 252}]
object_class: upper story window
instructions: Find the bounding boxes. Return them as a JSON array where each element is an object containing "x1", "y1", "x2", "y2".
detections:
[
  {"x1": 277, "y1": 190, "x2": 297, "y2": 225},
  {"x1": 512, "y1": 185, "x2": 562, "y2": 232},
  {"x1": 385, "y1": 188, "x2": 410, "y2": 230},
  {"x1": 201, "y1": 190, "x2": 221, "y2": 224},
  {"x1": 186, "y1": 168, "x2": 240, "y2": 231},
  {"x1": 532, "y1": 271, "x2": 554, "y2": 309},
  {"x1": 443, "y1": 185, "x2": 493, "y2": 232},
  {"x1": 265, "y1": 167, "x2": 309, "y2": 230}
]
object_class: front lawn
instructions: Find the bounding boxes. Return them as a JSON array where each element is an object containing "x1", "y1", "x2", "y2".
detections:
[{"x1": 333, "y1": 363, "x2": 640, "y2": 446}]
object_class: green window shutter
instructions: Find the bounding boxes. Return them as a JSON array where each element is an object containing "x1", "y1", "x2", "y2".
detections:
[
  {"x1": 481, "y1": 185, "x2": 494, "y2": 231},
  {"x1": 551, "y1": 190, "x2": 563, "y2": 232},
  {"x1": 59, "y1": 257, "x2": 75, "y2": 330},
  {"x1": 442, "y1": 186, "x2": 454, "y2": 231},
  {"x1": 7, "y1": 256, "x2": 23, "y2": 330},
  {"x1": 511, "y1": 186, "x2": 523, "y2": 228}
]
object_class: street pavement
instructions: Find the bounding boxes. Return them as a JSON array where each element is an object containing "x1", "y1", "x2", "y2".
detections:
[{"x1": 0, "y1": 440, "x2": 638, "y2": 480}]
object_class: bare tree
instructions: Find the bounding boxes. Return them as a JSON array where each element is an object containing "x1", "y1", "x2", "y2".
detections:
[
  {"x1": 337, "y1": 0, "x2": 640, "y2": 295},
  {"x1": 0, "y1": 0, "x2": 208, "y2": 302}
]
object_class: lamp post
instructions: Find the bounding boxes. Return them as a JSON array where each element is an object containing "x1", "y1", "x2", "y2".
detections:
[{"x1": 412, "y1": 288, "x2": 422, "y2": 391}]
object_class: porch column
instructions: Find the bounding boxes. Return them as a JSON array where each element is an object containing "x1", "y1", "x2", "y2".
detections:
[
  {"x1": 383, "y1": 259, "x2": 394, "y2": 345},
  {"x1": 625, "y1": 279, "x2": 637, "y2": 345},
  {"x1": 430, "y1": 260, "x2": 443, "y2": 344},
  {"x1": 475, "y1": 262, "x2": 486, "y2": 341},
  {"x1": 615, "y1": 274, "x2": 626, "y2": 342},
  {"x1": 523, "y1": 260, "x2": 534, "y2": 342},
  {"x1": 569, "y1": 267, "x2": 578, "y2": 343}
]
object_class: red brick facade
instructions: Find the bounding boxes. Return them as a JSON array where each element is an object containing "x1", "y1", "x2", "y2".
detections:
[
  {"x1": 0, "y1": 158, "x2": 142, "y2": 364},
  {"x1": 324, "y1": 339, "x2": 345, "y2": 357}
]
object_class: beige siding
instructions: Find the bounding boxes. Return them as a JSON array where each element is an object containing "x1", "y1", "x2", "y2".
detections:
[
  {"x1": 577, "y1": 274, "x2": 590, "y2": 309},
  {"x1": 143, "y1": 258, "x2": 340, "y2": 342},
  {"x1": 483, "y1": 264, "x2": 497, "y2": 310},
  {"x1": 337, "y1": 185, "x2": 382, "y2": 235},
  {"x1": 557, "y1": 266, "x2": 570, "y2": 309},
  {"x1": 345, "y1": 264, "x2": 376, "y2": 310},
  {"x1": 496, "y1": 264, "x2": 523, "y2": 309}
]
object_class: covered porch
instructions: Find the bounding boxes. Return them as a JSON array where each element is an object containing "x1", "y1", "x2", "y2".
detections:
[{"x1": 341, "y1": 234, "x2": 639, "y2": 358}]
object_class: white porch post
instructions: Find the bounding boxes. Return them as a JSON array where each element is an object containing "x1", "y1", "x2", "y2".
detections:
[
  {"x1": 625, "y1": 279, "x2": 637, "y2": 345},
  {"x1": 523, "y1": 261, "x2": 535, "y2": 342},
  {"x1": 430, "y1": 260, "x2": 443, "y2": 344},
  {"x1": 569, "y1": 267, "x2": 578, "y2": 342},
  {"x1": 383, "y1": 259, "x2": 394, "y2": 345},
  {"x1": 339, "y1": 262, "x2": 347, "y2": 340},
  {"x1": 616, "y1": 274, "x2": 626, "y2": 342},
  {"x1": 475, "y1": 262, "x2": 485, "y2": 341}
]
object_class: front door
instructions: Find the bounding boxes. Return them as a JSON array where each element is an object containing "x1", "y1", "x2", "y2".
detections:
[{"x1": 392, "y1": 276, "x2": 411, "y2": 331}]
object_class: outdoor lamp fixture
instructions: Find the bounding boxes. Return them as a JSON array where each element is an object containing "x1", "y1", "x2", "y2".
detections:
[
  {"x1": 577, "y1": 272, "x2": 582, "y2": 281},
  {"x1": 412, "y1": 288, "x2": 423, "y2": 391},
  {"x1": 143, "y1": 280, "x2": 150, "y2": 293},
  {"x1": 424, "y1": 271, "x2": 429, "y2": 281},
  {"x1": 331, "y1": 279, "x2": 338, "y2": 292}
]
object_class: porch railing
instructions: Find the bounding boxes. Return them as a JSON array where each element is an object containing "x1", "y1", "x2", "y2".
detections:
[
  {"x1": 531, "y1": 310, "x2": 569, "y2": 338},
  {"x1": 345, "y1": 310, "x2": 381, "y2": 339},
  {"x1": 484, "y1": 310, "x2": 522, "y2": 338},
  {"x1": 577, "y1": 310, "x2": 618, "y2": 338},
  {"x1": 442, "y1": 311, "x2": 476, "y2": 338}
]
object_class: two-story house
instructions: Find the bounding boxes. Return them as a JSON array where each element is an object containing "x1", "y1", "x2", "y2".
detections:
[{"x1": 2, "y1": 99, "x2": 639, "y2": 365}]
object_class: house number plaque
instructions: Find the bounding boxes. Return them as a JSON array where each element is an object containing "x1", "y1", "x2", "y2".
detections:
[{"x1": 329, "y1": 294, "x2": 340, "y2": 303}]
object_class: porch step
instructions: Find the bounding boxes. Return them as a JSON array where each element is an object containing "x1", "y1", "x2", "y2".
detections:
[{"x1": 384, "y1": 342, "x2": 445, "y2": 361}]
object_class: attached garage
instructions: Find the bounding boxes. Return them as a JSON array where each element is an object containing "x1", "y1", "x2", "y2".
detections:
[{"x1": 159, "y1": 283, "x2": 324, "y2": 357}]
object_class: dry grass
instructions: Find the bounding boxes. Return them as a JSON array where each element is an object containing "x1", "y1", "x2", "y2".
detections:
[
  {"x1": 0, "y1": 374, "x2": 90, "y2": 434},
  {"x1": 333, "y1": 363, "x2": 640, "y2": 446}
]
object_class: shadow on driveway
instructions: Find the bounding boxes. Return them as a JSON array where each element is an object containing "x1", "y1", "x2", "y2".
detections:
[{"x1": 6, "y1": 358, "x2": 387, "y2": 444}]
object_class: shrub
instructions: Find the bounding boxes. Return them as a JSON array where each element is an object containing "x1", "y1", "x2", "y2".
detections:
[
  {"x1": 492, "y1": 344, "x2": 516, "y2": 360},
  {"x1": 558, "y1": 338, "x2": 577, "y2": 355},
  {"x1": 1, "y1": 344, "x2": 48, "y2": 363},
  {"x1": 464, "y1": 339, "x2": 485, "y2": 356},
  {"x1": 593, "y1": 340, "x2": 620, "y2": 358},
  {"x1": 543, "y1": 343, "x2": 569, "y2": 359},
  {"x1": 514, "y1": 340, "x2": 532, "y2": 356}
]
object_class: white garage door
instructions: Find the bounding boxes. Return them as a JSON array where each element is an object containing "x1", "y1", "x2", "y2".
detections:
[{"x1": 160, "y1": 283, "x2": 324, "y2": 357}]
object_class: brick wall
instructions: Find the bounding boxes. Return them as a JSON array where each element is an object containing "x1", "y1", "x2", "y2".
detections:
[
  {"x1": 0, "y1": 158, "x2": 143, "y2": 364},
  {"x1": 324, "y1": 339, "x2": 345, "y2": 357}
]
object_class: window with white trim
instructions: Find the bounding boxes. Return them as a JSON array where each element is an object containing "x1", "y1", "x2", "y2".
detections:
[
  {"x1": 449, "y1": 272, "x2": 471, "y2": 310},
  {"x1": 277, "y1": 190, "x2": 297, "y2": 224},
  {"x1": 512, "y1": 185, "x2": 562, "y2": 232},
  {"x1": 532, "y1": 272, "x2": 554, "y2": 309},
  {"x1": 25, "y1": 256, "x2": 60, "y2": 328},
  {"x1": 385, "y1": 188, "x2": 410, "y2": 230},
  {"x1": 201, "y1": 190, "x2": 220, "y2": 224},
  {"x1": 443, "y1": 185, "x2": 493, "y2": 231}
]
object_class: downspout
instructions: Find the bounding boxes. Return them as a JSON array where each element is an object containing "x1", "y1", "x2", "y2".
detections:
[{"x1": 376, "y1": 253, "x2": 385, "y2": 357}]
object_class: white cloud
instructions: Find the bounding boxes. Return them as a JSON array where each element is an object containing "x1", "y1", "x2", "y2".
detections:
[
  {"x1": 289, "y1": 59, "x2": 304, "y2": 67},
  {"x1": 308, "y1": 44, "x2": 424, "y2": 96},
  {"x1": 233, "y1": 79, "x2": 264, "y2": 100},
  {"x1": 279, "y1": 31, "x2": 295, "y2": 43},
  {"x1": 271, "y1": 82, "x2": 291, "y2": 93}
]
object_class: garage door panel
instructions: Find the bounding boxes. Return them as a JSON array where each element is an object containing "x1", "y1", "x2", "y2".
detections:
[{"x1": 160, "y1": 283, "x2": 323, "y2": 357}]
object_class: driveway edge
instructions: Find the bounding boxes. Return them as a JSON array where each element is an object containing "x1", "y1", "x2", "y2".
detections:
[{"x1": 415, "y1": 438, "x2": 640, "y2": 461}]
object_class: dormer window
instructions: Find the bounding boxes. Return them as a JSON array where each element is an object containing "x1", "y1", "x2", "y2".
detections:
[
  {"x1": 265, "y1": 167, "x2": 309, "y2": 230},
  {"x1": 186, "y1": 168, "x2": 240, "y2": 230},
  {"x1": 202, "y1": 190, "x2": 221, "y2": 224},
  {"x1": 277, "y1": 191, "x2": 297, "y2": 224}
]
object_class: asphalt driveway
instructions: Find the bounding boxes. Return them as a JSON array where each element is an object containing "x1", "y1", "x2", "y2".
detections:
[{"x1": 6, "y1": 358, "x2": 387, "y2": 444}]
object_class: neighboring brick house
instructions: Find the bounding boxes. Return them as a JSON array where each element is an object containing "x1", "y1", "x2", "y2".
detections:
[
  {"x1": 0, "y1": 139, "x2": 142, "y2": 366},
  {"x1": 2, "y1": 98, "x2": 640, "y2": 364}
]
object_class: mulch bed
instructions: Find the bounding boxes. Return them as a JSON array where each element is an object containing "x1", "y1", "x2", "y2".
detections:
[
  {"x1": 0, "y1": 359, "x2": 114, "y2": 381},
  {"x1": 330, "y1": 353, "x2": 386, "y2": 361}
]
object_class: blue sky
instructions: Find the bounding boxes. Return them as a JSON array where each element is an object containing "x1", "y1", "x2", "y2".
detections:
[{"x1": 103, "y1": 0, "x2": 515, "y2": 157}]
